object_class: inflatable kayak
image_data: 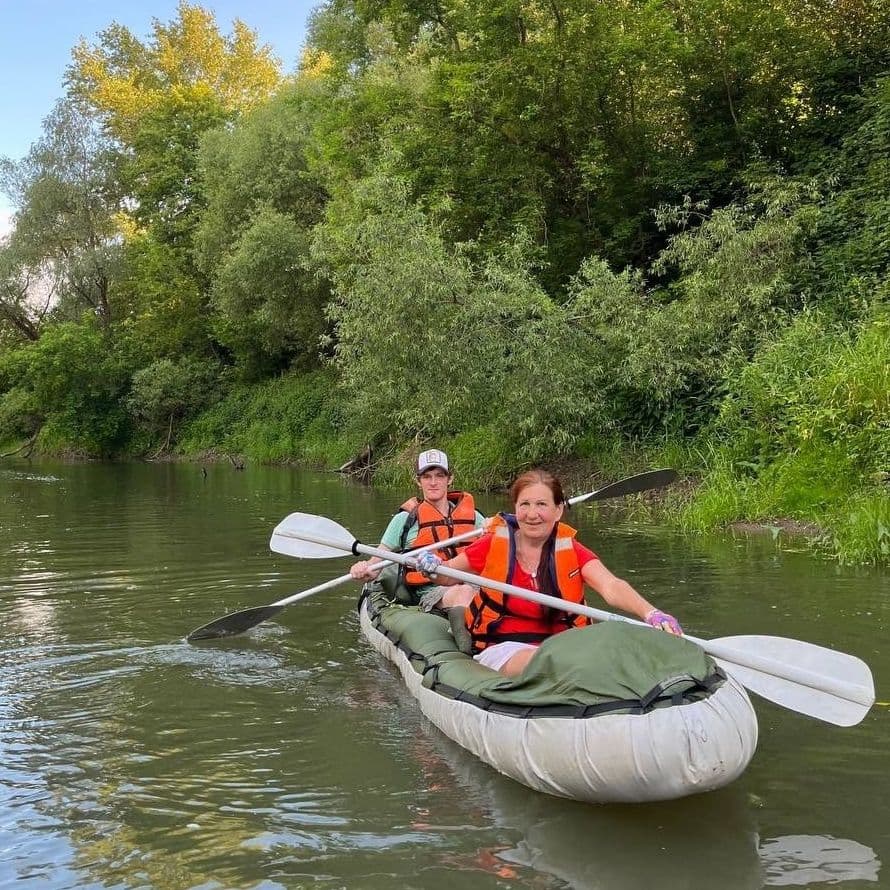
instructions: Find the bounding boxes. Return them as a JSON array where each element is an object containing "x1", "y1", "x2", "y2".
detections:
[{"x1": 358, "y1": 575, "x2": 758, "y2": 804}]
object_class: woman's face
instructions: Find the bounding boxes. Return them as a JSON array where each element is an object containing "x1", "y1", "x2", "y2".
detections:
[{"x1": 514, "y1": 482, "x2": 564, "y2": 542}]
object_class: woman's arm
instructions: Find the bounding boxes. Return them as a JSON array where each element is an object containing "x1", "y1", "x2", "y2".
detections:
[
  {"x1": 415, "y1": 531, "x2": 491, "y2": 584},
  {"x1": 416, "y1": 550, "x2": 473, "y2": 585},
  {"x1": 581, "y1": 559, "x2": 654, "y2": 617},
  {"x1": 581, "y1": 559, "x2": 682, "y2": 634}
]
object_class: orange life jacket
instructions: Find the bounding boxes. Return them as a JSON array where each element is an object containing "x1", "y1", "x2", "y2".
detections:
[
  {"x1": 465, "y1": 513, "x2": 589, "y2": 653},
  {"x1": 398, "y1": 491, "x2": 478, "y2": 587}
]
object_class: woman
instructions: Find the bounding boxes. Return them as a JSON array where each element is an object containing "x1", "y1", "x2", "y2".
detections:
[{"x1": 415, "y1": 469, "x2": 682, "y2": 677}]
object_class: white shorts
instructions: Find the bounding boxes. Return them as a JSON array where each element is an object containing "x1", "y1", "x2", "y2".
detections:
[{"x1": 473, "y1": 641, "x2": 538, "y2": 671}]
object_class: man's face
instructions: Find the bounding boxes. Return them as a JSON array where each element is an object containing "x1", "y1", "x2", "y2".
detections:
[{"x1": 417, "y1": 468, "x2": 451, "y2": 501}]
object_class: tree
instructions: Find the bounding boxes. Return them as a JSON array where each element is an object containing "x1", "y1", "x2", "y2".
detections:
[
  {"x1": 0, "y1": 100, "x2": 122, "y2": 328},
  {"x1": 313, "y1": 171, "x2": 602, "y2": 457},
  {"x1": 0, "y1": 321, "x2": 129, "y2": 454},
  {"x1": 67, "y1": 3, "x2": 281, "y2": 142},
  {"x1": 0, "y1": 241, "x2": 57, "y2": 342},
  {"x1": 194, "y1": 77, "x2": 331, "y2": 377},
  {"x1": 211, "y1": 206, "x2": 327, "y2": 378},
  {"x1": 195, "y1": 78, "x2": 329, "y2": 270},
  {"x1": 306, "y1": 0, "x2": 695, "y2": 281},
  {"x1": 112, "y1": 232, "x2": 211, "y2": 365},
  {"x1": 66, "y1": 2, "x2": 282, "y2": 247}
]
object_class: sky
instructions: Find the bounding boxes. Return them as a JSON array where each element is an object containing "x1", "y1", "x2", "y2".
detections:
[{"x1": 0, "y1": 0, "x2": 320, "y2": 237}]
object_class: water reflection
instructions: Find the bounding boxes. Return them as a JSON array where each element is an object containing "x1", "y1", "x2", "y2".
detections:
[
  {"x1": 760, "y1": 834, "x2": 880, "y2": 885},
  {"x1": 6, "y1": 597, "x2": 60, "y2": 637},
  {"x1": 419, "y1": 729, "x2": 762, "y2": 889},
  {"x1": 412, "y1": 726, "x2": 881, "y2": 889}
]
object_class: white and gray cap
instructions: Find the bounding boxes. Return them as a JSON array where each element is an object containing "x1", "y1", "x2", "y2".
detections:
[{"x1": 416, "y1": 448, "x2": 449, "y2": 475}]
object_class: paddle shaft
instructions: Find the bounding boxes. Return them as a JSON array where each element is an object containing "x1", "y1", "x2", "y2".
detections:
[
  {"x1": 281, "y1": 529, "x2": 872, "y2": 709},
  {"x1": 267, "y1": 571, "x2": 357, "y2": 609}
]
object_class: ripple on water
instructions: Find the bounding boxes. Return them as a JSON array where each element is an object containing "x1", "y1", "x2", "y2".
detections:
[{"x1": 1, "y1": 461, "x2": 887, "y2": 890}]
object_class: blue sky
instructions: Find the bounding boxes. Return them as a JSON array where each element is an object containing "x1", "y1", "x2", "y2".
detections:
[{"x1": 0, "y1": 1, "x2": 320, "y2": 233}]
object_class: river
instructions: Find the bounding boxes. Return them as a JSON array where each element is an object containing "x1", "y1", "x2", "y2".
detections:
[{"x1": 1, "y1": 460, "x2": 887, "y2": 888}]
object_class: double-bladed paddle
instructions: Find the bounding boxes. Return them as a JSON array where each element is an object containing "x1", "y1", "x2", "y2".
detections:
[
  {"x1": 269, "y1": 511, "x2": 875, "y2": 728},
  {"x1": 186, "y1": 526, "x2": 482, "y2": 641},
  {"x1": 187, "y1": 469, "x2": 680, "y2": 642}
]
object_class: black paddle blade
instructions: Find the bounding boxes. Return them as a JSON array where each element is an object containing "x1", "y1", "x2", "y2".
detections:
[
  {"x1": 573, "y1": 468, "x2": 678, "y2": 505},
  {"x1": 186, "y1": 604, "x2": 285, "y2": 642}
]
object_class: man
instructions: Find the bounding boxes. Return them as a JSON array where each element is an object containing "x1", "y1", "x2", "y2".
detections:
[{"x1": 349, "y1": 448, "x2": 483, "y2": 608}]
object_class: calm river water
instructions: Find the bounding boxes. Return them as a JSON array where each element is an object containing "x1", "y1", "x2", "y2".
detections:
[{"x1": 1, "y1": 460, "x2": 888, "y2": 889}]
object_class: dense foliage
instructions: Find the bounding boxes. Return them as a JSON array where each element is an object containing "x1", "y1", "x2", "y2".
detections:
[{"x1": 1, "y1": 1, "x2": 888, "y2": 562}]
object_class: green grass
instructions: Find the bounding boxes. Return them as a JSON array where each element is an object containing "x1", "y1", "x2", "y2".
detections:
[
  {"x1": 823, "y1": 491, "x2": 890, "y2": 565},
  {"x1": 178, "y1": 369, "x2": 362, "y2": 467},
  {"x1": 678, "y1": 445, "x2": 890, "y2": 564}
]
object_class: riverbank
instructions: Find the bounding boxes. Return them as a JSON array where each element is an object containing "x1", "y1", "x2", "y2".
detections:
[{"x1": 3, "y1": 397, "x2": 887, "y2": 568}]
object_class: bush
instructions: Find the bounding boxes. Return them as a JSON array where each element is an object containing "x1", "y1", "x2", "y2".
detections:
[
  {"x1": 178, "y1": 369, "x2": 357, "y2": 465},
  {"x1": 127, "y1": 357, "x2": 226, "y2": 447},
  {"x1": 683, "y1": 310, "x2": 890, "y2": 562},
  {"x1": 0, "y1": 386, "x2": 42, "y2": 442},
  {"x1": 824, "y1": 492, "x2": 890, "y2": 566},
  {"x1": 715, "y1": 312, "x2": 889, "y2": 478},
  {"x1": 0, "y1": 322, "x2": 129, "y2": 454}
]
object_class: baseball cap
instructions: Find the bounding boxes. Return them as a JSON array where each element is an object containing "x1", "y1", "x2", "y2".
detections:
[{"x1": 416, "y1": 448, "x2": 450, "y2": 475}]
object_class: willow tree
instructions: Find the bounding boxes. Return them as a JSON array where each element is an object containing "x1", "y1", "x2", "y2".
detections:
[{"x1": 0, "y1": 101, "x2": 122, "y2": 329}]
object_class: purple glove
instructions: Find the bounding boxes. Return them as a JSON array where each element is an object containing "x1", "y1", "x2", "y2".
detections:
[
  {"x1": 413, "y1": 551, "x2": 442, "y2": 578},
  {"x1": 645, "y1": 609, "x2": 683, "y2": 635}
]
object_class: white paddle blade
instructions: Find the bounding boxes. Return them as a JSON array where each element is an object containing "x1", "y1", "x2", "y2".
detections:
[
  {"x1": 711, "y1": 660, "x2": 870, "y2": 728},
  {"x1": 270, "y1": 512, "x2": 355, "y2": 559},
  {"x1": 710, "y1": 635, "x2": 875, "y2": 727}
]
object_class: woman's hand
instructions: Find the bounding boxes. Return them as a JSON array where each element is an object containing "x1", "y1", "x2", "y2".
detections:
[
  {"x1": 413, "y1": 551, "x2": 442, "y2": 578},
  {"x1": 645, "y1": 609, "x2": 683, "y2": 635}
]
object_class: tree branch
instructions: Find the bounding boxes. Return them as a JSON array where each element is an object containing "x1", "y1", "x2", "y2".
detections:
[{"x1": 0, "y1": 431, "x2": 39, "y2": 459}]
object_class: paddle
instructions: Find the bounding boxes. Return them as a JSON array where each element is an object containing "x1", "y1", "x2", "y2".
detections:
[
  {"x1": 270, "y1": 512, "x2": 876, "y2": 728},
  {"x1": 566, "y1": 468, "x2": 678, "y2": 506},
  {"x1": 186, "y1": 526, "x2": 483, "y2": 641},
  {"x1": 188, "y1": 469, "x2": 678, "y2": 641}
]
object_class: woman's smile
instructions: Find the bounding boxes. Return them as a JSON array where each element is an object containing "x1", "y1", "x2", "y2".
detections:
[{"x1": 514, "y1": 482, "x2": 564, "y2": 539}]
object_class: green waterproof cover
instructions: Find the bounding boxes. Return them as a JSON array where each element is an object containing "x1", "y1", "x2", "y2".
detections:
[
  {"x1": 376, "y1": 562, "x2": 420, "y2": 605},
  {"x1": 363, "y1": 584, "x2": 721, "y2": 711}
]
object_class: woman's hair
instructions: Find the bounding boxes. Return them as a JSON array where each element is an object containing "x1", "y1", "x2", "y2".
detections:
[{"x1": 509, "y1": 469, "x2": 565, "y2": 507}]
